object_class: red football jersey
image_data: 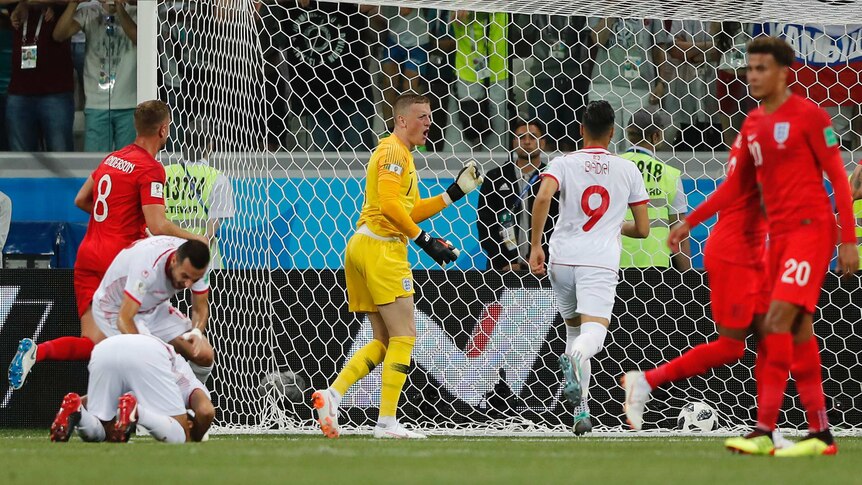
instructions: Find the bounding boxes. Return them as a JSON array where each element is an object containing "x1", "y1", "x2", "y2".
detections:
[
  {"x1": 738, "y1": 94, "x2": 854, "y2": 242},
  {"x1": 75, "y1": 144, "x2": 166, "y2": 276},
  {"x1": 687, "y1": 137, "x2": 767, "y2": 266}
]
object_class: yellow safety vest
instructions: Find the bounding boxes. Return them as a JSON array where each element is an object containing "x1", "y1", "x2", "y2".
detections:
[
  {"x1": 164, "y1": 162, "x2": 223, "y2": 267},
  {"x1": 620, "y1": 149, "x2": 681, "y2": 268},
  {"x1": 852, "y1": 176, "x2": 862, "y2": 261},
  {"x1": 453, "y1": 12, "x2": 509, "y2": 83}
]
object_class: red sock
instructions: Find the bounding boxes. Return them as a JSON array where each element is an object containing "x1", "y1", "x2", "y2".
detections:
[
  {"x1": 36, "y1": 337, "x2": 95, "y2": 362},
  {"x1": 791, "y1": 337, "x2": 829, "y2": 433},
  {"x1": 756, "y1": 333, "x2": 793, "y2": 431},
  {"x1": 645, "y1": 336, "x2": 746, "y2": 389}
]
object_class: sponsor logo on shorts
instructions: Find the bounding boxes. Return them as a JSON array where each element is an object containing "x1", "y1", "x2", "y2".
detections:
[{"x1": 402, "y1": 278, "x2": 412, "y2": 292}]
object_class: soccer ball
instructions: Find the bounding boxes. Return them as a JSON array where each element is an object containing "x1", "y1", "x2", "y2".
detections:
[
  {"x1": 676, "y1": 402, "x2": 719, "y2": 432},
  {"x1": 257, "y1": 370, "x2": 306, "y2": 403}
]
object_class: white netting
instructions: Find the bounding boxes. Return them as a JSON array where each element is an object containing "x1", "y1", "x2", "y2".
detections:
[{"x1": 158, "y1": 0, "x2": 862, "y2": 434}]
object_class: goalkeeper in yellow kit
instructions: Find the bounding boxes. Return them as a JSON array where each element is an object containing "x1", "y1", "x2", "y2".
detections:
[{"x1": 312, "y1": 94, "x2": 483, "y2": 439}]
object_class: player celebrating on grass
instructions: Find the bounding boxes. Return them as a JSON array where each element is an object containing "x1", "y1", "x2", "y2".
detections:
[
  {"x1": 530, "y1": 101, "x2": 650, "y2": 435},
  {"x1": 621, "y1": 132, "x2": 768, "y2": 431},
  {"x1": 657, "y1": 36, "x2": 855, "y2": 456},
  {"x1": 8, "y1": 100, "x2": 207, "y2": 390},
  {"x1": 49, "y1": 334, "x2": 214, "y2": 444},
  {"x1": 311, "y1": 93, "x2": 483, "y2": 439}
]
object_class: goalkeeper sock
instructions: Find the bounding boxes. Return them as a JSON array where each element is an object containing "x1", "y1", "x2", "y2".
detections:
[
  {"x1": 644, "y1": 336, "x2": 745, "y2": 389},
  {"x1": 579, "y1": 356, "x2": 591, "y2": 401},
  {"x1": 36, "y1": 337, "x2": 94, "y2": 362},
  {"x1": 189, "y1": 362, "x2": 214, "y2": 384},
  {"x1": 137, "y1": 405, "x2": 187, "y2": 443},
  {"x1": 77, "y1": 408, "x2": 106, "y2": 442},
  {"x1": 791, "y1": 337, "x2": 829, "y2": 433},
  {"x1": 331, "y1": 339, "x2": 387, "y2": 397},
  {"x1": 378, "y1": 336, "x2": 415, "y2": 419},
  {"x1": 756, "y1": 333, "x2": 793, "y2": 432},
  {"x1": 565, "y1": 325, "x2": 581, "y2": 356}
]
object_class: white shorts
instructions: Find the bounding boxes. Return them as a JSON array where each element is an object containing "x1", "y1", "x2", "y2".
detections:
[
  {"x1": 548, "y1": 264, "x2": 619, "y2": 320},
  {"x1": 86, "y1": 334, "x2": 188, "y2": 421},
  {"x1": 94, "y1": 302, "x2": 192, "y2": 344}
]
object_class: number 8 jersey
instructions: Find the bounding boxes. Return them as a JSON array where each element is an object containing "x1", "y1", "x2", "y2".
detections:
[
  {"x1": 540, "y1": 147, "x2": 649, "y2": 272},
  {"x1": 76, "y1": 144, "x2": 166, "y2": 277}
]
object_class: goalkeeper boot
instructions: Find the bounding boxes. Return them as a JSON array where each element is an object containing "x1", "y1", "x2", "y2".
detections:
[
  {"x1": 572, "y1": 412, "x2": 593, "y2": 436},
  {"x1": 311, "y1": 389, "x2": 340, "y2": 438},
  {"x1": 621, "y1": 371, "x2": 651, "y2": 430},
  {"x1": 50, "y1": 393, "x2": 82, "y2": 442},
  {"x1": 558, "y1": 353, "x2": 583, "y2": 405},
  {"x1": 774, "y1": 430, "x2": 837, "y2": 457},
  {"x1": 113, "y1": 393, "x2": 138, "y2": 443},
  {"x1": 373, "y1": 421, "x2": 427, "y2": 439},
  {"x1": 725, "y1": 430, "x2": 775, "y2": 456},
  {"x1": 8, "y1": 338, "x2": 37, "y2": 390}
]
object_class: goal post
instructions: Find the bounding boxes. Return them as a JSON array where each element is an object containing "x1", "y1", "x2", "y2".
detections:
[{"x1": 155, "y1": 0, "x2": 862, "y2": 435}]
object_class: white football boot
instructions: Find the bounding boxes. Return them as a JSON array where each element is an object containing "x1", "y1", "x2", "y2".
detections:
[
  {"x1": 311, "y1": 389, "x2": 340, "y2": 438},
  {"x1": 622, "y1": 371, "x2": 652, "y2": 430},
  {"x1": 373, "y1": 421, "x2": 426, "y2": 439}
]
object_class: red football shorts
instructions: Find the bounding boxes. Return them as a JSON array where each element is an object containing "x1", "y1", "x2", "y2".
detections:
[
  {"x1": 767, "y1": 222, "x2": 835, "y2": 314},
  {"x1": 705, "y1": 253, "x2": 769, "y2": 329},
  {"x1": 74, "y1": 267, "x2": 102, "y2": 318}
]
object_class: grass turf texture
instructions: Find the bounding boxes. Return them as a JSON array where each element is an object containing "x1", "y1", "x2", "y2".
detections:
[{"x1": 0, "y1": 430, "x2": 858, "y2": 484}]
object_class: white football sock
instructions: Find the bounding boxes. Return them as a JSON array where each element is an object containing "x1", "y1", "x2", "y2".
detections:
[
  {"x1": 579, "y1": 358, "x2": 592, "y2": 401},
  {"x1": 565, "y1": 325, "x2": 581, "y2": 356},
  {"x1": 189, "y1": 362, "x2": 214, "y2": 384},
  {"x1": 137, "y1": 405, "x2": 187, "y2": 443},
  {"x1": 570, "y1": 322, "x2": 608, "y2": 362},
  {"x1": 76, "y1": 407, "x2": 106, "y2": 442}
]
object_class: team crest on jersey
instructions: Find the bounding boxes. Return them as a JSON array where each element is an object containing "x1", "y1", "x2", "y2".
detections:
[
  {"x1": 773, "y1": 122, "x2": 790, "y2": 145},
  {"x1": 402, "y1": 278, "x2": 412, "y2": 292}
]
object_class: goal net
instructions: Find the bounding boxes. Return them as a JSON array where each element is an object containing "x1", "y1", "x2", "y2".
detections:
[{"x1": 158, "y1": 0, "x2": 862, "y2": 434}]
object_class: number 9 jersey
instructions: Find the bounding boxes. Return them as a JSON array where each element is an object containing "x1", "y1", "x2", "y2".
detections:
[
  {"x1": 74, "y1": 144, "x2": 166, "y2": 317},
  {"x1": 540, "y1": 147, "x2": 649, "y2": 272}
]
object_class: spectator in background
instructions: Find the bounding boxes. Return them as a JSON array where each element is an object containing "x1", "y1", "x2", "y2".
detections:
[
  {"x1": 164, "y1": 118, "x2": 235, "y2": 269},
  {"x1": 714, "y1": 22, "x2": 754, "y2": 148},
  {"x1": 54, "y1": 0, "x2": 138, "y2": 153},
  {"x1": 619, "y1": 109, "x2": 691, "y2": 270},
  {"x1": 6, "y1": 1, "x2": 74, "y2": 151},
  {"x1": 0, "y1": 5, "x2": 13, "y2": 150},
  {"x1": 588, "y1": 18, "x2": 669, "y2": 151},
  {"x1": 664, "y1": 20, "x2": 722, "y2": 150},
  {"x1": 422, "y1": 8, "x2": 455, "y2": 152},
  {"x1": 284, "y1": 0, "x2": 376, "y2": 151},
  {"x1": 0, "y1": 191, "x2": 9, "y2": 267},
  {"x1": 452, "y1": 10, "x2": 509, "y2": 150},
  {"x1": 378, "y1": 6, "x2": 429, "y2": 130},
  {"x1": 477, "y1": 119, "x2": 557, "y2": 271},
  {"x1": 513, "y1": 14, "x2": 591, "y2": 152}
]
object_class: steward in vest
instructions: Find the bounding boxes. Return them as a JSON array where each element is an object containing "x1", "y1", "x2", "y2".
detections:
[
  {"x1": 850, "y1": 164, "x2": 862, "y2": 260},
  {"x1": 164, "y1": 121, "x2": 235, "y2": 268},
  {"x1": 620, "y1": 109, "x2": 691, "y2": 269}
]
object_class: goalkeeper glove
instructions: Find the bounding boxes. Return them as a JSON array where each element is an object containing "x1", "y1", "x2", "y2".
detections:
[
  {"x1": 446, "y1": 160, "x2": 484, "y2": 204},
  {"x1": 414, "y1": 230, "x2": 460, "y2": 267}
]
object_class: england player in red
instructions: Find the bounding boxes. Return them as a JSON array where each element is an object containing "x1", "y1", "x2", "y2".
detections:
[
  {"x1": 621, "y1": 134, "x2": 770, "y2": 432},
  {"x1": 8, "y1": 100, "x2": 206, "y2": 390}
]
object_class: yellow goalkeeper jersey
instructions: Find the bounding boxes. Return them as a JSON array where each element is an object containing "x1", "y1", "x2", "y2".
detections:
[{"x1": 356, "y1": 135, "x2": 420, "y2": 239}]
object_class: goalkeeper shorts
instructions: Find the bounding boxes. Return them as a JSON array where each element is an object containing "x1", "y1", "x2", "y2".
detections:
[{"x1": 345, "y1": 227, "x2": 413, "y2": 313}]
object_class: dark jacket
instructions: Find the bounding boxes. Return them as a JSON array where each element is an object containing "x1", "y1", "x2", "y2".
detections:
[{"x1": 477, "y1": 161, "x2": 559, "y2": 270}]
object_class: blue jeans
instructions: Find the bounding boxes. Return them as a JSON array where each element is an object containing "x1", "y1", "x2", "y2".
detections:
[
  {"x1": 308, "y1": 99, "x2": 375, "y2": 152},
  {"x1": 84, "y1": 108, "x2": 136, "y2": 152},
  {"x1": 6, "y1": 92, "x2": 75, "y2": 151}
]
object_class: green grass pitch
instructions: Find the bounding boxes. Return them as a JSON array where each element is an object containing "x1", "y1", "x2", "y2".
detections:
[{"x1": 0, "y1": 430, "x2": 858, "y2": 484}]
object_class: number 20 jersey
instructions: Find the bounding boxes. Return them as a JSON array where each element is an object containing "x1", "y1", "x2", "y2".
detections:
[
  {"x1": 541, "y1": 147, "x2": 649, "y2": 272},
  {"x1": 75, "y1": 144, "x2": 166, "y2": 276}
]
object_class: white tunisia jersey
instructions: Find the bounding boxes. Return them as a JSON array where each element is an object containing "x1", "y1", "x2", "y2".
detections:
[
  {"x1": 92, "y1": 235, "x2": 210, "y2": 321},
  {"x1": 541, "y1": 147, "x2": 649, "y2": 271}
]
